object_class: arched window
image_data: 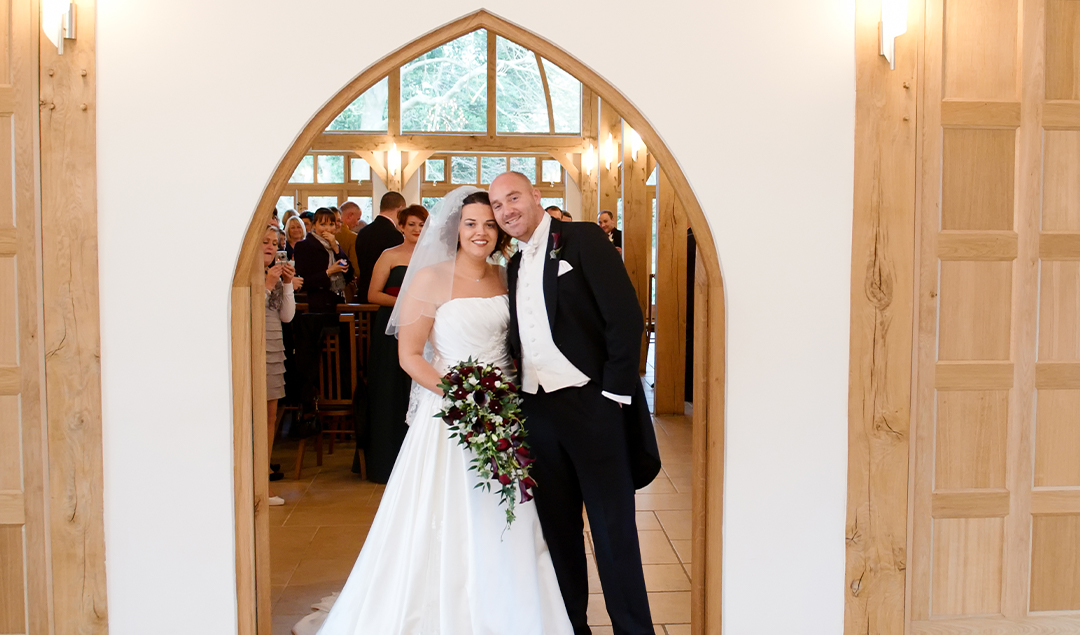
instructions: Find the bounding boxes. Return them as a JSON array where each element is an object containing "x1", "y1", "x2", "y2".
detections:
[{"x1": 323, "y1": 29, "x2": 582, "y2": 135}]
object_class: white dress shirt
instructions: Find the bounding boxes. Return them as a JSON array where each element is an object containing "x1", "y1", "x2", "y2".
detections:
[{"x1": 516, "y1": 213, "x2": 630, "y2": 405}]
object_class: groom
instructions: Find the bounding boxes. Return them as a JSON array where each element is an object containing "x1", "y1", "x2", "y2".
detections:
[{"x1": 490, "y1": 172, "x2": 661, "y2": 635}]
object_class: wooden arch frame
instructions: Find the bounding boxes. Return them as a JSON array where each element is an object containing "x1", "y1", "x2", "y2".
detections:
[{"x1": 229, "y1": 10, "x2": 726, "y2": 635}]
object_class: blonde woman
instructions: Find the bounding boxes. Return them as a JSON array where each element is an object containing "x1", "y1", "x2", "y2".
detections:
[{"x1": 283, "y1": 213, "x2": 306, "y2": 260}]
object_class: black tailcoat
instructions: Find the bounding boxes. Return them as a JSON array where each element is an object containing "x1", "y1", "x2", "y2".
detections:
[{"x1": 507, "y1": 218, "x2": 660, "y2": 487}]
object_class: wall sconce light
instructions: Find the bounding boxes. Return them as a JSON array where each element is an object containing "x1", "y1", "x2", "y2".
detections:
[
  {"x1": 583, "y1": 143, "x2": 595, "y2": 177},
  {"x1": 880, "y1": 0, "x2": 908, "y2": 69},
  {"x1": 387, "y1": 143, "x2": 400, "y2": 177},
  {"x1": 42, "y1": 0, "x2": 76, "y2": 55},
  {"x1": 604, "y1": 133, "x2": 615, "y2": 171},
  {"x1": 626, "y1": 127, "x2": 644, "y2": 162}
]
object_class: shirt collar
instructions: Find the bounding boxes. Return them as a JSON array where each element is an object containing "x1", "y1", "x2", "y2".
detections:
[{"x1": 519, "y1": 212, "x2": 552, "y2": 255}]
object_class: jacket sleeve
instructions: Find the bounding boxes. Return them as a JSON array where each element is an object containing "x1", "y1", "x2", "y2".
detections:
[
  {"x1": 573, "y1": 223, "x2": 644, "y2": 396},
  {"x1": 294, "y1": 240, "x2": 331, "y2": 291}
]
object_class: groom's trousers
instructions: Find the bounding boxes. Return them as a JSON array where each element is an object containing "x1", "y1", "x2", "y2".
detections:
[{"x1": 522, "y1": 383, "x2": 653, "y2": 635}]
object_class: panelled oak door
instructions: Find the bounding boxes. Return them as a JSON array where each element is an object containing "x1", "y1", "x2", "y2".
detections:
[
  {"x1": 911, "y1": 0, "x2": 1080, "y2": 630},
  {"x1": 0, "y1": 0, "x2": 49, "y2": 633}
]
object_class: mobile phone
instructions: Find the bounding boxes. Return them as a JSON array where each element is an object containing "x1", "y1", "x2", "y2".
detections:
[
  {"x1": 275, "y1": 251, "x2": 288, "y2": 266},
  {"x1": 338, "y1": 259, "x2": 349, "y2": 267}
]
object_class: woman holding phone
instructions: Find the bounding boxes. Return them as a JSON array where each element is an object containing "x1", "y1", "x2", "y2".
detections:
[
  {"x1": 263, "y1": 224, "x2": 298, "y2": 505},
  {"x1": 294, "y1": 207, "x2": 354, "y2": 312}
]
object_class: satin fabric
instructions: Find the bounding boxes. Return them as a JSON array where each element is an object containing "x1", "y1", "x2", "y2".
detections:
[{"x1": 296, "y1": 295, "x2": 573, "y2": 635}]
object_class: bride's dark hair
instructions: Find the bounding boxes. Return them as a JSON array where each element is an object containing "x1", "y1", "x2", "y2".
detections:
[{"x1": 453, "y1": 191, "x2": 512, "y2": 258}]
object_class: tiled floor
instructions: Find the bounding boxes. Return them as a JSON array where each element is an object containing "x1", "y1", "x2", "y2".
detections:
[{"x1": 269, "y1": 391, "x2": 693, "y2": 634}]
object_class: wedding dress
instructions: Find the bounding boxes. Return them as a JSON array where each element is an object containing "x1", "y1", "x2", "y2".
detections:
[{"x1": 293, "y1": 294, "x2": 573, "y2": 635}]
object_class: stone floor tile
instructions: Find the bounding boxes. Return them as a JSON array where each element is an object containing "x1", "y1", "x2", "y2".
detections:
[{"x1": 655, "y1": 510, "x2": 692, "y2": 541}]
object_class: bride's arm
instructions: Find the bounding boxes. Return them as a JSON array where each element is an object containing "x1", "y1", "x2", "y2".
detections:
[{"x1": 398, "y1": 315, "x2": 444, "y2": 394}]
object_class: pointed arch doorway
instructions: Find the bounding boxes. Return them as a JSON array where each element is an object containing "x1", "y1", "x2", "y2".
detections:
[{"x1": 230, "y1": 10, "x2": 725, "y2": 635}]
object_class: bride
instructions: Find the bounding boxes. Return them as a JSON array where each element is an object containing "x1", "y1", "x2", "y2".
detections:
[{"x1": 293, "y1": 187, "x2": 573, "y2": 635}]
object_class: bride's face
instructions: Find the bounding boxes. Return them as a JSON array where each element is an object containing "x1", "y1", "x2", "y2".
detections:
[{"x1": 458, "y1": 202, "x2": 499, "y2": 259}]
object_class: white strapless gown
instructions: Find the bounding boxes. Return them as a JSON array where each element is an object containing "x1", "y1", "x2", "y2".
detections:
[{"x1": 294, "y1": 295, "x2": 573, "y2": 635}]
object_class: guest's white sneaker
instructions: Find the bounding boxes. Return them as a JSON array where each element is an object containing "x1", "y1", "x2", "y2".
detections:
[{"x1": 268, "y1": 496, "x2": 285, "y2": 506}]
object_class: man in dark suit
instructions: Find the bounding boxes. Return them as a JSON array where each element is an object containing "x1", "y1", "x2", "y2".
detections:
[
  {"x1": 353, "y1": 192, "x2": 405, "y2": 302},
  {"x1": 490, "y1": 172, "x2": 661, "y2": 635},
  {"x1": 598, "y1": 209, "x2": 622, "y2": 255}
]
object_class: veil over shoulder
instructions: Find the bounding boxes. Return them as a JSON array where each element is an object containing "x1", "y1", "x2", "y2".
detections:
[{"x1": 386, "y1": 185, "x2": 482, "y2": 337}]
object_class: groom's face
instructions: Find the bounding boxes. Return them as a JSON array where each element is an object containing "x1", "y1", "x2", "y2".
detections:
[{"x1": 489, "y1": 173, "x2": 544, "y2": 241}]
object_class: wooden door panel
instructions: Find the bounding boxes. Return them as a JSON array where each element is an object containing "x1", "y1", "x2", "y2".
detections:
[
  {"x1": 1042, "y1": 131, "x2": 1080, "y2": 230},
  {"x1": 1033, "y1": 390, "x2": 1080, "y2": 486},
  {"x1": 943, "y1": 0, "x2": 1020, "y2": 100},
  {"x1": 1046, "y1": 0, "x2": 1080, "y2": 100},
  {"x1": 941, "y1": 129, "x2": 1016, "y2": 230},
  {"x1": 935, "y1": 390, "x2": 1008, "y2": 490},
  {"x1": 931, "y1": 517, "x2": 1005, "y2": 617},
  {"x1": 1038, "y1": 262, "x2": 1080, "y2": 359},
  {"x1": 938, "y1": 261, "x2": 1013, "y2": 360},
  {"x1": 1029, "y1": 515, "x2": 1080, "y2": 611}
]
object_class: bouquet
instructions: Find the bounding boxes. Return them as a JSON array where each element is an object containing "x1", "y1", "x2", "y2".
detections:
[{"x1": 437, "y1": 358, "x2": 537, "y2": 528}]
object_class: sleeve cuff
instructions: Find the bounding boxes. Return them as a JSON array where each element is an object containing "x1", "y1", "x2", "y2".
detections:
[{"x1": 601, "y1": 391, "x2": 632, "y2": 405}]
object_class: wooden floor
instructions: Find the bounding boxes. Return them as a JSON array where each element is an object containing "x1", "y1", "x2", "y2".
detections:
[{"x1": 269, "y1": 357, "x2": 693, "y2": 634}]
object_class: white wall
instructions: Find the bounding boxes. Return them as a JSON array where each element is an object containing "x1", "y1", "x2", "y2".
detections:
[{"x1": 96, "y1": 2, "x2": 854, "y2": 633}]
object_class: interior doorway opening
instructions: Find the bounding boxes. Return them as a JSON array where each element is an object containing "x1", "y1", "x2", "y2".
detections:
[{"x1": 229, "y1": 10, "x2": 725, "y2": 635}]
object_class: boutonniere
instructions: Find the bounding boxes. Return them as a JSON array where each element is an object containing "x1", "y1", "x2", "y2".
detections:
[{"x1": 549, "y1": 232, "x2": 563, "y2": 260}]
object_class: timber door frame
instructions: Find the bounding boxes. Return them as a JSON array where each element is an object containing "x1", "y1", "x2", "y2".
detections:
[{"x1": 229, "y1": 10, "x2": 726, "y2": 635}]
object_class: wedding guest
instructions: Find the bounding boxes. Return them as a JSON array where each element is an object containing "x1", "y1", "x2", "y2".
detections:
[
  {"x1": 354, "y1": 219, "x2": 368, "y2": 231},
  {"x1": 364, "y1": 204, "x2": 428, "y2": 483},
  {"x1": 354, "y1": 191, "x2": 406, "y2": 302},
  {"x1": 283, "y1": 214, "x2": 307, "y2": 260},
  {"x1": 299, "y1": 210, "x2": 315, "y2": 233},
  {"x1": 545, "y1": 205, "x2": 563, "y2": 219},
  {"x1": 598, "y1": 210, "x2": 622, "y2": 254},
  {"x1": 337, "y1": 201, "x2": 360, "y2": 278},
  {"x1": 294, "y1": 207, "x2": 353, "y2": 312},
  {"x1": 561, "y1": 211, "x2": 573, "y2": 222},
  {"x1": 331, "y1": 206, "x2": 343, "y2": 234},
  {"x1": 263, "y1": 224, "x2": 298, "y2": 506},
  {"x1": 342, "y1": 201, "x2": 365, "y2": 233}
]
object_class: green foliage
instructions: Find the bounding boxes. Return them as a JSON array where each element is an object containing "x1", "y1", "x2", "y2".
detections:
[{"x1": 325, "y1": 29, "x2": 582, "y2": 135}]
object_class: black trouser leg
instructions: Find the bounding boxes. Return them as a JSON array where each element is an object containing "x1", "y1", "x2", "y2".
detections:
[
  {"x1": 525, "y1": 394, "x2": 591, "y2": 634},
  {"x1": 524, "y1": 385, "x2": 653, "y2": 635}
]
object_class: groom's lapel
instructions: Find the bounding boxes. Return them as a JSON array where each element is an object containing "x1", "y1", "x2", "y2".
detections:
[{"x1": 543, "y1": 218, "x2": 562, "y2": 330}]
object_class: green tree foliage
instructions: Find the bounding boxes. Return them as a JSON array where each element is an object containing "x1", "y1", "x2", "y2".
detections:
[{"x1": 326, "y1": 30, "x2": 581, "y2": 135}]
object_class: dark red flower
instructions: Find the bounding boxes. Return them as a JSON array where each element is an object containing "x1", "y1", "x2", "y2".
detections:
[
  {"x1": 498, "y1": 473, "x2": 512, "y2": 486},
  {"x1": 515, "y1": 451, "x2": 535, "y2": 468},
  {"x1": 453, "y1": 387, "x2": 469, "y2": 400},
  {"x1": 480, "y1": 376, "x2": 498, "y2": 390},
  {"x1": 446, "y1": 370, "x2": 463, "y2": 386},
  {"x1": 495, "y1": 438, "x2": 510, "y2": 452},
  {"x1": 474, "y1": 390, "x2": 489, "y2": 407},
  {"x1": 522, "y1": 476, "x2": 537, "y2": 489},
  {"x1": 518, "y1": 480, "x2": 534, "y2": 503}
]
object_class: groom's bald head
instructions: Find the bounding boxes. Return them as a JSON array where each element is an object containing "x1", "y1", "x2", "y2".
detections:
[{"x1": 490, "y1": 171, "x2": 545, "y2": 241}]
